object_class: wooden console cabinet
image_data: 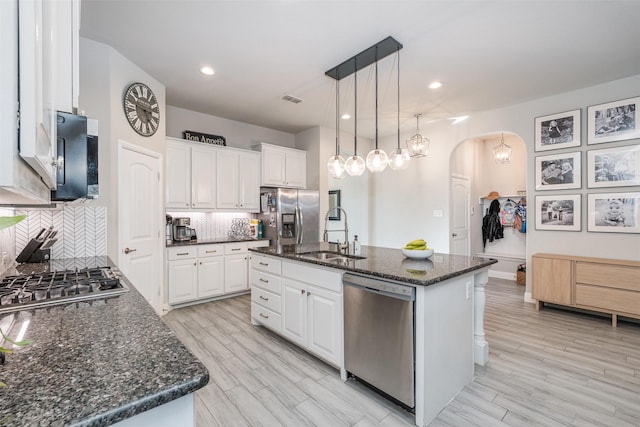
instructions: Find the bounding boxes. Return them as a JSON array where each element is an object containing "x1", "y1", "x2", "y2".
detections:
[{"x1": 532, "y1": 253, "x2": 640, "y2": 326}]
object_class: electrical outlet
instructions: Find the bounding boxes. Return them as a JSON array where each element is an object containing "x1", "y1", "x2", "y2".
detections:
[
  {"x1": 433, "y1": 210, "x2": 443, "y2": 217},
  {"x1": 465, "y1": 281, "x2": 472, "y2": 300}
]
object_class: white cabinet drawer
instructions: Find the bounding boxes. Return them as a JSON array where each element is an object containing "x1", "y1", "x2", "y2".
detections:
[
  {"x1": 167, "y1": 247, "x2": 197, "y2": 260},
  {"x1": 198, "y1": 244, "x2": 224, "y2": 257},
  {"x1": 251, "y1": 302, "x2": 281, "y2": 332},
  {"x1": 282, "y1": 260, "x2": 342, "y2": 293},
  {"x1": 251, "y1": 270, "x2": 281, "y2": 295},
  {"x1": 251, "y1": 254, "x2": 282, "y2": 275},
  {"x1": 251, "y1": 287, "x2": 281, "y2": 313},
  {"x1": 225, "y1": 242, "x2": 248, "y2": 254}
]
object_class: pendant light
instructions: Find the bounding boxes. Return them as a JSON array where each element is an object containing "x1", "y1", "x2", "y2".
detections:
[
  {"x1": 327, "y1": 80, "x2": 346, "y2": 179},
  {"x1": 345, "y1": 62, "x2": 366, "y2": 176},
  {"x1": 366, "y1": 51, "x2": 388, "y2": 173},
  {"x1": 388, "y1": 51, "x2": 410, "y2": 170},
  {"x1": 406, "y1": 113, "x2": 429, "y2": 158},
  {"x1": 493, "y1": 133, "x2": 511, "y2": 164}
]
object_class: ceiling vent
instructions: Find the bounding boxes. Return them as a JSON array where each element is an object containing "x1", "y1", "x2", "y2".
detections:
[{"x1": 281, "y1": 94, "x2": 303, "y2": 104}]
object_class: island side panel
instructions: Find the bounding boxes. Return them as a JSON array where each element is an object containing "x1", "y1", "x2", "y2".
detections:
[{"x1": 415, "y1": 273, "x2": 475, "y2": 427}]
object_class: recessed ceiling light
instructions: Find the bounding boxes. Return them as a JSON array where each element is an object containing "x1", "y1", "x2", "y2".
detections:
[
  {"x1": 341, "y1": 114, "x2": 351, "y2": 120},
  {"x1": 200, "y1": 66, "x2": 215, "y2": 76},
  {"x1": 428, "y1": 81, "x2": 443, "y2": 89}
]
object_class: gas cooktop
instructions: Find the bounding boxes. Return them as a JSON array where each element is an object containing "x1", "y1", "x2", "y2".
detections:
[{"x1": 0, "y1": 266, "x2": 128, "y2": 314}]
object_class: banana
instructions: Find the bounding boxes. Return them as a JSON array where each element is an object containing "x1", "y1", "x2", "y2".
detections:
[
  {"x1": 404, "y1": 244, "x2": 427, "y2": 250},
  {"x1": 406, "y1": 239, "x2": 426, "y2": 246}
]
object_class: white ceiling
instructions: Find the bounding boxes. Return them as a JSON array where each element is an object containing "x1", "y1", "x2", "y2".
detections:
[{"x1": 80, "y1": 0, "x2": 640, "y2": 139}]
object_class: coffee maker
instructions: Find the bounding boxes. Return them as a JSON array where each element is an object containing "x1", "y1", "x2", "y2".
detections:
[{"x1": 172, "y1": 217, "x2": 191, "y2": 242}]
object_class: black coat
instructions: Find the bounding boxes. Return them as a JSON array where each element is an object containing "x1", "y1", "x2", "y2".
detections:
[{"x1": 482, "y1": 199, "x2": 504, "y2": 248}]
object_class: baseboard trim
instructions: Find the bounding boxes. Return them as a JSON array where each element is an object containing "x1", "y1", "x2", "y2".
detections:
[{"x1": 488, "y1": 270, "x2": 516, "y2": 281}]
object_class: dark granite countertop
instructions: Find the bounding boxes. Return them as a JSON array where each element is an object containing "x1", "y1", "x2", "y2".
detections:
[
  {"x1": 166, "y1": 237, "x2": 270, "y2": 247},
  {"x1": 250, "y1": 243, "x2": 497, "y2": 286},
  {"x1": 0, "y1": 257, "x2": 209, "y2": 426}
]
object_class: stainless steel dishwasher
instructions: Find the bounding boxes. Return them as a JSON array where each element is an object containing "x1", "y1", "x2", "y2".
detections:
[{"x1": 343, "y1": 272, "x2": 416, "y2": 409}]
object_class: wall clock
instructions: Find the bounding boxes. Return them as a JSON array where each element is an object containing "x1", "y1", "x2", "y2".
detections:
[{"x1": 123, "y1": 82, "x2": 160, "y2": 137}]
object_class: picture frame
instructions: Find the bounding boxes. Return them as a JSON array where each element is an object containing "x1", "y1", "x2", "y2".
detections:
[
  {"x1": 535, "y1": 194, "x2": 581, "y2": 231},
  {"x1": 587, "y1": 192, "x2": 640, "y2": 233},
  {"x1": 587, "y1": 96, "x2": 640, "y2": 145},
  {"x1": 534, "y1": 109, "x2": 581, "y2": 151},
  {"x1": 328, "y1": 190, "x2": 341, "y2": 221},
  {"x1": 535, "y1": 151, "x2": 581, "y2": 190},
  {"x1": 587, "y1": 144, "x2": 640, "y2": 188}
]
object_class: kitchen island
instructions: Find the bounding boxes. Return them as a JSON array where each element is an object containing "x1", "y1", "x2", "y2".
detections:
[
  {"x1": 0, "y1": 257, "x2": 208, "y2": 426},
  {"x1": 249, "y1": 243, "x2": 497, "y2": 427}
]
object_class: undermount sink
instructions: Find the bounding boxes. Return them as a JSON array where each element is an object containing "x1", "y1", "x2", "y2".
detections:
[{"x1": 298, "y1": 251, "x2": 366, "y2": 263}]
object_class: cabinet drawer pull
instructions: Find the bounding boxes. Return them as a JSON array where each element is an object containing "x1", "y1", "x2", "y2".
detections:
[
  {"x1": 177, "y1": 252, "x2": 189, "y2": 256},
  {"x1": 259, "y1": 295, "x2": 269, "y2": 301},
  {"x1": 231, "y1": 248, "x2": 241, "y2": 251},
  {"x1": 260, "y1": 313, "x2": 269, "y2": 319},
  {"x1": 259, "y1": 262, "x2": 269, "y2": 266},
  {"x1": 301, "y1": 289, "x2": 306, "y2": 295},
  {"x1": 205, "y1": 250, "x2": 218, "y2": 254},
  {"x1": 259, "y1": 278, "x2": 269, "y2": 283}
]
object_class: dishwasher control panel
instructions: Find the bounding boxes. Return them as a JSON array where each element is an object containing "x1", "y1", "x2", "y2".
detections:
[{"x1": 343, "y1": 273, "x2": 415, "y2": 300}]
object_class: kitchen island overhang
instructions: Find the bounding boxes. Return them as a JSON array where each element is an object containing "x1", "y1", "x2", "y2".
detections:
[{"x1": 250, "y1": 243, "x2": 496, "y2": 426}]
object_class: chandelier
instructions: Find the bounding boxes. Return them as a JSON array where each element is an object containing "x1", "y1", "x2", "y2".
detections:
[
  {"x1": 492, "y1": 133, "x2": 511, "y2": 164},
  {"x1": 406, "y1": 113, "x2": 429, "y2": 158},
  {"x1": 325, "y1": 36, "x2": 403, "y2": 177}
]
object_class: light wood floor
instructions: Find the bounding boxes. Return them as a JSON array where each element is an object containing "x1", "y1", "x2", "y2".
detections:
[{"x1": 163, "y1": 279, "x2": 640, "y2": 426}]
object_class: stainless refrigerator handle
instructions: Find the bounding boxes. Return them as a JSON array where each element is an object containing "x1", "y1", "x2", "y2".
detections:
[{"x1": 296, "y1": 205, "x2": 303, "y2": 244}]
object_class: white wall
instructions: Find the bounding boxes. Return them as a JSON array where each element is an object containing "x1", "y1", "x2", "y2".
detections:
[
  {"x1": 356, "y1": 74, "x2": 640, "y2": 298},
  {"x1": 166, "y1": 105, "x2": 295, "y2": 151},
  {"x1": 79, "y1": 38, "x2": 166, "y2": 262}
]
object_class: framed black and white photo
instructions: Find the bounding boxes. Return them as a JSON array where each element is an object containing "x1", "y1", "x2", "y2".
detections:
[
  {"x1": 535, "y1": 194, "x2": 581, "y2": 231},
  {"x1": 535, "y1": 151, "x2": 581, "y2": 190},
  {"x1": 587, "y1": 192, "x2": 640, "y2": 233},
  {"x1": 587, "y1": 96, "x2": 639, "y2": 145},
  {"x1": 534, "y1": 109, "x2": 581, "y2": 151},
  {"x1": 587, "y1": 144, "x2": 640, "y2": 188}
]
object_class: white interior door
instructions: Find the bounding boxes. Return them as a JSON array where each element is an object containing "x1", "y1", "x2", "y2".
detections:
[
  {"x1": 450, "y1": 175, "x2": 470, "y2": 256},
  {"x1": 118, "y1": 141, "x2": 162, "y2": 312}
]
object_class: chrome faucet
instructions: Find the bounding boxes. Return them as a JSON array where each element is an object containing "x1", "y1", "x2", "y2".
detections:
[{"x1": 323, "y1": 207, "x2": 349, "y2": 254}]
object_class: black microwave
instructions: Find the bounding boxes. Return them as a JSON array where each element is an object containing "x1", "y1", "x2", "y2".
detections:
[{"x1": 51, "y1": 112, "x2": 99, "y2": 201}]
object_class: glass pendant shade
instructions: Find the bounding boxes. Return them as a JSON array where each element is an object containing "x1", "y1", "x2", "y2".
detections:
[
  {"x1": 493, "y1": 135, "x2": 511, "y2": 164},
  {"x1": 366, "y1": 149, "x2": 388, "y2": 173},
  {"x1": 388, "y1": 147, "x2": 410, "y2": 170},
  {"x1": 345, "y1": 155, "x2": 366, "y2": 176},
  {"x1": 327, "y1": 154, "x2": 346, "y2": 179}
]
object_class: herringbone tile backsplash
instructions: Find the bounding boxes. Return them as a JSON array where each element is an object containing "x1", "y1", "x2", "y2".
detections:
[{"x1": 15, "y1": 206, "x2": 107, "y2": 259}]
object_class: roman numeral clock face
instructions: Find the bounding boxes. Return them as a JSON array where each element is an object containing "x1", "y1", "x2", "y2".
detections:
[{"x1": 123, "y1": 82, "x2": 160, "y2": 137}]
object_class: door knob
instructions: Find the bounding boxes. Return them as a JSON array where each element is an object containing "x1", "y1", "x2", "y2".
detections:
[
  {"x1": 452, "y1": 233, "x2": 458, "y2": 237},
  {"x1": 124, "y1": 247, "x2": 137, "y2": 254}
]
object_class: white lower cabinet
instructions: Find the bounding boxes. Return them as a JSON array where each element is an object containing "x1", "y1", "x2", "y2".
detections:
[
  {"x1": 252, "y1": 255, "x2": 343, "y2": 368},
  {"x1": 168, "y1": 241, "x2": 269, "y2": 306}
]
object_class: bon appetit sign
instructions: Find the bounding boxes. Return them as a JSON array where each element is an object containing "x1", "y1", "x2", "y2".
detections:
[{"x1": 183, "y1": 130, "x2": 226, "y2": 146}]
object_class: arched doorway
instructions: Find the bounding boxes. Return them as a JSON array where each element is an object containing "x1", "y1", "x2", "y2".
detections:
[{"x1": 450, "y1": 132, "x2": 527, "y2": 281}]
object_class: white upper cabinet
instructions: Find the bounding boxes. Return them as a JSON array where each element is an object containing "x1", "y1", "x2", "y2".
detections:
[
  {"x1": 165, "y1": 139, "x2": 216, "y2": 210},
  {"x1": 190, "y1": 145, "x2": 217, "y2": 209},
  {"x1": 1, "y1": 0, "x2": 77, "y2": 204},
  {"x1": 217, "y1": 150, "x2": 260, "y2": 211},
  {"x1": 259, "y1": 143, "x2": 307, "y2": 189},
  {"x1": 166, "y1": 137, "x2": 260, "y2": 212}
]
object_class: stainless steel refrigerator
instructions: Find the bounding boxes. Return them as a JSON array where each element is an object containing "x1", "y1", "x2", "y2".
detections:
[{"x1": 257, "y1": 187, "x2": 320, "y2": 245}]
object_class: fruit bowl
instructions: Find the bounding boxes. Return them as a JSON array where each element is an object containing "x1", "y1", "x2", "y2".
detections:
[{"x1": 401, "y1": 248, "x2": 434, "y2": 259}]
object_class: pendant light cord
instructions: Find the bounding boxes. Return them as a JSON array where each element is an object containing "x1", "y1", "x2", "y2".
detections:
[
  {"x1": 375, "y1": 48, "x2": 379, "y2": 150},
  {"x1": 336, "y1": 80, "x2": 340, "y2": 156},
  {"x1": 397, "y1": 50, "x2": 401, "y2": 150},
  {"x1": 354, "y1": 58, "x2": 358, "y2": 156}
]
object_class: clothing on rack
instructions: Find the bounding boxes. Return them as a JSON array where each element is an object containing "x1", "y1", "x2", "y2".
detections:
[{"x1": 482, "y1": 199, "x2": 504, "y2": 248}]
